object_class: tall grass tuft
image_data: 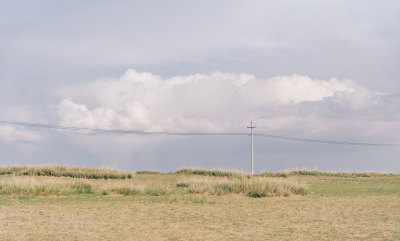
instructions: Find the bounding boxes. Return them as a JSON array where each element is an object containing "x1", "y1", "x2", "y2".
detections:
[
  {"x1": 178, "y1": 176, "x2": 308, "y2": 197},
  {"x1": 0, "y1": 176, "x2": 95, "y2": 195},
  {"x1": 0, "y1": 176, "x2": 173, "y2": 197},
  {"x1": 0, "y1": 165, "x2": 133, "y2": 179}
]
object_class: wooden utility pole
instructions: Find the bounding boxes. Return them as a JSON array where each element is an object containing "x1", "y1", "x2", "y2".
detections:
[{"x1": 247, "y1": 121, "x2": 256, "y2": 174}]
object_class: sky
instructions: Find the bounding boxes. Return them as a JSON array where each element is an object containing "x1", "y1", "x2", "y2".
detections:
[{"x1": 1, "y1": 0, "x2": 400, "y2": 173}]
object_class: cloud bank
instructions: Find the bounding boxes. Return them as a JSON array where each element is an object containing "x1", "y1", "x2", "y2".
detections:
[
  {"x1": 57, "y1": 69, "x2": 398, "y2": 141},
  {"x1": 2, "y1": 69, "x2": 400, "y2": 172}
]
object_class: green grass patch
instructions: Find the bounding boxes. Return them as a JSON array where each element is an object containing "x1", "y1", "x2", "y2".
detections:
[
  {"x1": 177, "y1": 168, "x2": 247, "y2": 177},
  {"x1": 136, "y1": 170, "x2": 161, "y2": 175},
  {"x1": 176, "y1": 182, "x2": 189, "y2": 188}
]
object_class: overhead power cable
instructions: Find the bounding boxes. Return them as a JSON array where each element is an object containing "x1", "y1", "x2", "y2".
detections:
[
  {"x1": 254, "y1": 133, "x2": 399, "y2": 147},
  {"x1": 0, "y1": 120, "x2": 247, "y2": 136},
  {"x1": 0, "y1": 120, "x2": 399, "y2": 147}
]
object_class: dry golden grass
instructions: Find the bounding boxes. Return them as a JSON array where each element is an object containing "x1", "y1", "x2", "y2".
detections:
[
  {"x1": 0, "y1": 192, "x2": 399, "y2": 240},
  {"x1": 0, "y1": 172, "x2": 307, "y2": 197},
  {"x1": 0, "y1": 167, "x2": 399, "y2": 240},
  {"x1": 0, "y1": 176, "x2": 175, "y2": 196},
  {"x1": 0, "y1": 176, "x2": 94, "y2": 195}
]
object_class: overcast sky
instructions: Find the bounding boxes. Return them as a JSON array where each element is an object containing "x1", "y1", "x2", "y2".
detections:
[{"x1": 1, "y1": 1, "x2": 400, "y2": 173}]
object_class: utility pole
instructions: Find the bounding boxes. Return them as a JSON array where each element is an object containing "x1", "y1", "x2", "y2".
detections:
[{"x1": 247, "y1": 121, "x2": 256, "y2": 175}]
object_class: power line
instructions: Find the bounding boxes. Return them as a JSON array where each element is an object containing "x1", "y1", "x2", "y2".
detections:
[
  {"x1": 254, "y1": 133, "x2": 399, "y2": 147},
  {"x1": 0, "y1": 120, "x2": 399, "y2": 147},
  {"x1": 0, "y1": 120, "x2": 246, "y2": 136}
]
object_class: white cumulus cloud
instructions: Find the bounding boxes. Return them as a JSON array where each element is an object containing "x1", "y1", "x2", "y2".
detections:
[
  {"x1": 56, "y1": 69, "x2": 397, "y2": 139},
  {"x1": 58, "y1": 99, "x2": 149, "y2": 130}
]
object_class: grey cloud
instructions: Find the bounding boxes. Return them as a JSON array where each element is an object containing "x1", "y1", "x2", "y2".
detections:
[{"x1": 1, "y1": 1, "x2": 400, "y2": 172}]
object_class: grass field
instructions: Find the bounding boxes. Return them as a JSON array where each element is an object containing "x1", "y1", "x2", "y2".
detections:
[{"x1": 0, "y1": 166, "x2": 399, "y2": 240}]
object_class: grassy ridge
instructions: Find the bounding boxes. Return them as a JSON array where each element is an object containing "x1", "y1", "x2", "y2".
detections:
[
  {"x1": 0, "y1": 175, "x2": 307, "y2": 198},
  {"x1": 177, "y1": 168, "x2": 397, "y2": 178},
  {"x1": 0, "y1": 166, "x2": 132, "y2": 179},
  {"x1": 0, "y1": 166, "x2": 309, "y2": 198},
  {"x1": 259, "y1": 170, "x2": 397, "y2": 178},
  {"x1": 1, "y1": 166, "x2": 396, "y2": 198},
  {"x1": 2, "y1": 166, "x2": 395, "y2": 179}
]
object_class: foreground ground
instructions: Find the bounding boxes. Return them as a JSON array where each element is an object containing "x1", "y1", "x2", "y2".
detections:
[{"x1": 0, "y1": 169, "x2": 399, "y2": 240}]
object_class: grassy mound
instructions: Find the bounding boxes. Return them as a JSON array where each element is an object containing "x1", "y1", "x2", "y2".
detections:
[
  {"x1": 0, "y1": 176, "x2": 94, "y2": 195},
  {"x1": 177, "y1": 168, "x2": 397, "y2": 178},
  {"x1": 0, "y1": 176, "x2": 173, "y2": 196},
  {"x1": 177, "y1": 176, "x2": 307, "y2": 197},
  {"x1": 0, "y1": 165, "x2": 133, "y2": 179}
]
